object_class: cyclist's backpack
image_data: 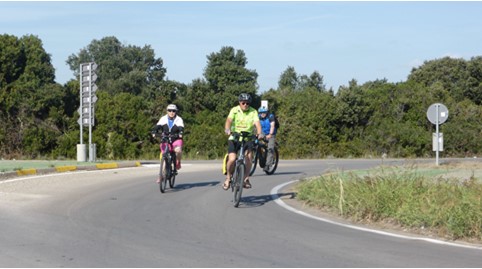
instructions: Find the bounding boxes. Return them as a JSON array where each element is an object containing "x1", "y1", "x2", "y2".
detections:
[{"x1": 271, "y1": 113, "x2": 280, "y2": 130}]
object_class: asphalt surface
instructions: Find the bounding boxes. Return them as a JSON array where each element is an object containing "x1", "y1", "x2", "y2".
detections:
[{"x1": 1, "y1": 159, "x2": 481, "y2": 267}]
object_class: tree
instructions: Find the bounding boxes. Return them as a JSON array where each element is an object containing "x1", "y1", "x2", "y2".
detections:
[
  {"x1": 203, "y1": 46, "x2": 258, "y2": 113},
  {"x1": 0, "y1": 34, "x2": 24, "y2": 88},
  {"x1": 66, "y1": 36, "x2": 166, "y2": 96},
  {"x1": 408, "y1": 57, "x2": 475, "y2": 103},
  {"x1": 465, "y1": 56, "x2": 482, "y2": 105},
  {"x1": 278, "y1": 66, "x2": 298, "y2": 92},
  {"x1": 0, "y1": 34, "x2": 61, "y2": 158}
]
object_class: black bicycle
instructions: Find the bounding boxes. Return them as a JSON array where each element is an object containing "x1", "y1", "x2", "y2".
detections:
[
  {"x1": 154, "y1": 132, "x2": 178, "y2": 193},
  {"x1": 229, "y1": 131, "x2": 256, "y2": 207},
  {"x1": 249, "y1": 137, "x2": 279, "y2": 176}
]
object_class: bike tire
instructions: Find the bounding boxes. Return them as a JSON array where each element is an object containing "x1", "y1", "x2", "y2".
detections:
[
  {"x1": 249, "y1": 147, "x2": 259, "y2": 176},
  {"x1": 169, "y1": 154, "x2": 176, "y2": 188},
  {"x1": 159, "y1": 156, "x2": 169, "y2": 193},
  {"x1": 233, "y1": 163, "x2": 245, "y2": 207},
  {"x1": 259, "y1": 147, "x2": 266, "y2": 168},
  {"x1": 264, "y1": 147, "x2": 279, "y2": 175}
]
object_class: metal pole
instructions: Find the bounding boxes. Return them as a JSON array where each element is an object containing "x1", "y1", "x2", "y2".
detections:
[
  {"x1": 79, "y1": 64, "x2": 83, "y2": 145},
  {"x1": 88, "y1": 63, "x2": 93, "y2": 162},
  {"x1": 436, "y1": 104, "x2": 439, "y2": 166}
]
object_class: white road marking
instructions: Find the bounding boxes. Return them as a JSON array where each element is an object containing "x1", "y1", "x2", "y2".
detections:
[{"x1": 271, "y1": 180, "x2": 482, "y2": 250}]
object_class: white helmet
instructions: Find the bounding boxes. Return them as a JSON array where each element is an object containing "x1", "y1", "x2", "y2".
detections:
[{"x1": 166, "y1": 104, "x2": 178, "y2": 111}]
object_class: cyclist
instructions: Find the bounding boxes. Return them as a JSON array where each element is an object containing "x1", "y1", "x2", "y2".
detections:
[
  {"x1": 152, "y1": 104, "x2": 184, "y2": 183},
  {"x1": 258, "y1": 106, "x2": 277, "y2": 172},
  {"x1": 223, "y1": 93, "x2": 263, "y2": 190}
]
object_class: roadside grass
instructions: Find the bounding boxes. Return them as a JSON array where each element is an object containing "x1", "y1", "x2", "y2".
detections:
[{"x1": 295, "y1": 165, "x2": 482, "y2": 242}]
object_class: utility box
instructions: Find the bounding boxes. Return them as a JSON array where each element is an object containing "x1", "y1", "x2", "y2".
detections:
[{"x1": 77, "y1": 144, "x2": 86, "y2": 162}]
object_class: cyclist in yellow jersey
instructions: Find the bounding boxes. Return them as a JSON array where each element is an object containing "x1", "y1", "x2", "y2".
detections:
[{"x1": 223, "y1": 93, "x2": 263, "y2": 190}]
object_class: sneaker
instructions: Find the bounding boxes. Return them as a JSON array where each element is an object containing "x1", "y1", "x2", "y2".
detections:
[{"x1": 156, "y1": 177, "x2": 162, "y2": 184}]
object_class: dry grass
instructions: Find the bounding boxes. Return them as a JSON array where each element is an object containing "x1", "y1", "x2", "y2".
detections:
[{"x1": 295, "y1": 160, "x2": 482, "y2": 244}]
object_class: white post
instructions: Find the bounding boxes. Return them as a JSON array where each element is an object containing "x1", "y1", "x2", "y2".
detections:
[
  {"x1": 435, "y1": 104, "x2": 439, "y2": 166},
  {"x1": 79, "y1": 64, "x2": 83, "y2": 145},
  {"x1": 88, "y1": 63, "x2": 94, "y2": 162}
]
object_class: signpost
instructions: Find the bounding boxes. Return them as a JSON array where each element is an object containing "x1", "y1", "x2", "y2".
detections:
[
  {"x1": 77, "y1": 62, "x2": 98, "y2": 162},
  {"x1": 426, "y1": 103, "x2": 449, "y2": 166}
]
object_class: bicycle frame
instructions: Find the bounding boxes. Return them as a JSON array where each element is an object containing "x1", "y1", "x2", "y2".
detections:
[
  {"x1": 250, "y1": 137, "x2": 279, "y2": 176},
  {"x1": 230, "y1": 131, "x2": 255, "y2": 207},
  {"x1": 155, "y1": 132, "x2": 178, "y2": 193}
]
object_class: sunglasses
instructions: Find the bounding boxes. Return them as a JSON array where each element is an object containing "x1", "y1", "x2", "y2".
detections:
[
  {"x1": 240, "y1": 102, "x2": 250, "y2": 105},
  {"x1": 167, "y1": 110, "x2": 177, "y2": 112}
]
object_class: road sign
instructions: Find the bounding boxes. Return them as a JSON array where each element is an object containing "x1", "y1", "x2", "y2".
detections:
[
  {"x1": 427, "y1": 103, "x2": 449, "y2": 124},
  {"x1": 78, "y1": 62, "x2": 98, "y2": 162},
  {"x1": 426, "y1": 103, "x2": 448, "y2": 166},
  {"x1": 261, "y1": 100, "x2": 268, "y2": 110}
]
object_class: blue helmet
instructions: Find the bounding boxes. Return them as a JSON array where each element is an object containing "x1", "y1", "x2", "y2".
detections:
[{"x1": 258, "y1": 106, "x2": 268, "y2": 113}]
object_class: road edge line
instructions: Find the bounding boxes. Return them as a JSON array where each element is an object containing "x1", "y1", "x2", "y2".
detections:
[{"x1": 271, "y1": 180, "x2": 482, "y2": 251}]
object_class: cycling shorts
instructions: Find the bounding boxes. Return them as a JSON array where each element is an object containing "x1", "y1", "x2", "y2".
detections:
[
  {"x1": 160, "y1": 139, "x2": 183, "y2": 154},
  {"x1": 228, "y1": 140, "x2": 254, "y2": 154}
]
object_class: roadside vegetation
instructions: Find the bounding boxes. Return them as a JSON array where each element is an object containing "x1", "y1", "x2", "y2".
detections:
[
  {"x1": 1, "y1": 34, "x2": 481, "y2": 161},
  {"x1": 295, "y1": 161, "x2": 482, "y2": 243},
  {"x1": 2, "y1": 33, "x2": 481, "y2": 244}
]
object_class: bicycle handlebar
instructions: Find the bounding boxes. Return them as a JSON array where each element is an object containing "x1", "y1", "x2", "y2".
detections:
[
  {"x1": 151, "y1": 131, "x2": 180, "y2": 143},
  {"x1": 231, "y1": 131, "x2": 258, "y2": 142}
]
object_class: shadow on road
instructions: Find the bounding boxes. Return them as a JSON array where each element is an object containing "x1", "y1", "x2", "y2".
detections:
[
  {"x1": 251, "y1": 171, "x2": 304, "y2": 177},
  {"x1": 173, "y1": 180, "x2": 219, "y2": 190},
  {"x1": 239, "y1": 192, "x2": 296, "y2": 208}
]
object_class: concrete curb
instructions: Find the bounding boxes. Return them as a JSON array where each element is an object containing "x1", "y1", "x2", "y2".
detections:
[{"x1": 0, "y1": 161, "x2": 142, "y2": 181}]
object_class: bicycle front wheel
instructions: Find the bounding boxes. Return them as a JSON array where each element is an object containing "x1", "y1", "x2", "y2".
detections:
[
  {"x1": 159, "y1": 156, "x2": 169, "y2": 193},
  {"x1": 264, "y1": 147, "x2": 279, "y2": 175},
  {"x1": 233, "y1": 163, "x2": 245, "y2": 207},
  {"x1": 169, "y1": 154, "x2": 176, "y2": 188}
]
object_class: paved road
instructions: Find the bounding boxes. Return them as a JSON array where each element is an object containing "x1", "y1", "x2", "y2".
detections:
[{"x1": 0, "y1": 159, "x2": 481, "y2": 267}]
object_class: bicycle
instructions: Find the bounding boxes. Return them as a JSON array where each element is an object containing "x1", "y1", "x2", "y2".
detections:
[
  {"x1": 153, "y1": 132, "x2": 178, "y2": 193},
  {"x1": 249, "y1": 137, "x2": 279, "y2": 176},
  {"x1": 228, "y1": 131, "x2": 257, "y2": 207}
]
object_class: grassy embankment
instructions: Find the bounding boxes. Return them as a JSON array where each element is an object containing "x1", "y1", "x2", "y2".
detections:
[{"x1": 295, "y1": 162, "x2": 482, "y2": 243}]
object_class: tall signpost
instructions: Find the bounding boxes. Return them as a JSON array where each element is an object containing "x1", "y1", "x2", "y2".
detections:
[
  {"x1": 426, "y1": 103, "x2": 449, "y2": 166},
  {"x1": 77, "y1": 62, "x2": 98, "y2": 162}
]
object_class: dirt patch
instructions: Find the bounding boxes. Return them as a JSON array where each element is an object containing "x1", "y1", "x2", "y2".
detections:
[{"x1": 404, "y1": 160, "x2": 482, "y2": 181}]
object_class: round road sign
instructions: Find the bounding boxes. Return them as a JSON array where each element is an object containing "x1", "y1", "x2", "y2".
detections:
[{"x1": 427, "y1": 103, "x2": 449, "y2": 124}]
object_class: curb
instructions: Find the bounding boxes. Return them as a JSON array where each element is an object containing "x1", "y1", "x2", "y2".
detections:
[{"x1": 0, "y1": 161, "x2": 142, "y2": 181}]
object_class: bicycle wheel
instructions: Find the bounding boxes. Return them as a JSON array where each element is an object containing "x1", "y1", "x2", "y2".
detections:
[
  {"x1": 159, "y1": 155, "x2": 169, "y2": 193},
  {"x1": 169, "y1": 153, "x2": 176, "y2": 188},
  {"x1": 259, "y1": 146, "x2": 267, "y2": 168},
  {"x1": 264, "y1": 147, "x2": 279, "y2": 175},
  {"x1": 249, "y1": 147, "x2": 259, "y2": 176},
  {"x1": 233, "y1": 163, "x2": 245, "y2": 207}
]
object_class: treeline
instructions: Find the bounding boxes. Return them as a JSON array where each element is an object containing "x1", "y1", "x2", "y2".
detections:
[{"x1": 1, "y1": 34, "x2": 481, "y2": 160}]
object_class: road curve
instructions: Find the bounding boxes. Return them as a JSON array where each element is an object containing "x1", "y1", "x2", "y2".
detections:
[{"x1": 0, "y1": 159, "x2": 481, "y2": 267}]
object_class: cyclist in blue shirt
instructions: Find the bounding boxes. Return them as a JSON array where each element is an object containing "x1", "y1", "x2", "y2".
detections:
[{"x1": 258, "y1": 106, "x2": 277, "y2": 172}]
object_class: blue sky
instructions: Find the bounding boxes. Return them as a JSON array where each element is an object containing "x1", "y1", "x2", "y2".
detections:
[{"x1": 2, "y1": 1, "x2": 482, "y2": 92}]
